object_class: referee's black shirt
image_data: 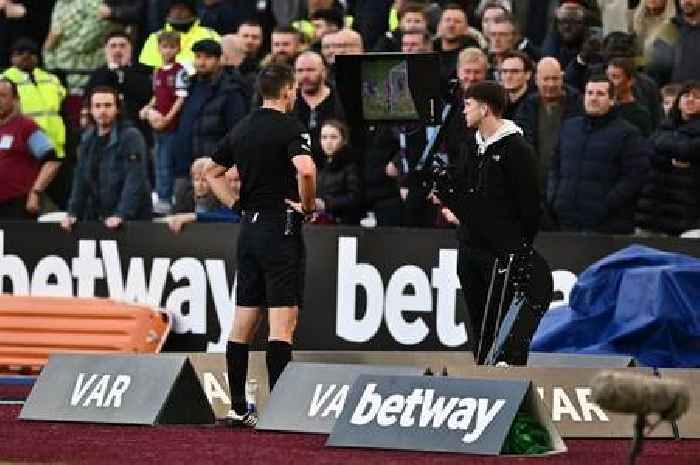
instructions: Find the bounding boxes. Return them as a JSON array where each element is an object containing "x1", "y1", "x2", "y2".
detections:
[{"x1": 212, "y1": 108, "x2": 313, "y2": 212}]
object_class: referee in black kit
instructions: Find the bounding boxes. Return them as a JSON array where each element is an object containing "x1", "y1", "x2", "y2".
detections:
[{"x1": 206, "y1": 64, "x2": 316, "y2": 426}]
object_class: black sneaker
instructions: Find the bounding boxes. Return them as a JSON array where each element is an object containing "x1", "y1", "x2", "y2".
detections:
[{"x1": 223, "y1": 409, "x2": 257, "y2": 427}]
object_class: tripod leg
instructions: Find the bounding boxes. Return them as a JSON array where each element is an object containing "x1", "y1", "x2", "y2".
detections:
[
  {"x1": 485, "y1": 248, "x2": 554, "y2": 366},
  {"x1": 490, "y1": 254, "x2": 514, "y2": 362},
  {"x1": 476, "y1": 258, "x2": 500, "y2": 365}
]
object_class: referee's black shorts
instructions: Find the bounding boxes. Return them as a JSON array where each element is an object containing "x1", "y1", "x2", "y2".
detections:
[{"x1": 236, "y1": 210, "x2": 305, "y2": 308}]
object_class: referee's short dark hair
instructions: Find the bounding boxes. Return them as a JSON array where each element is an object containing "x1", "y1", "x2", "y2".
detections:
[
  {"x1": 257, "y1": 63, "x2": 295, "y2": 99},
  {"x1": 463, "y1": 81, "x2": 507, "y2": 117}
]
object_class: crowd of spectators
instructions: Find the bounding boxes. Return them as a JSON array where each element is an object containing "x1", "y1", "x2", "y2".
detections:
[{"x1": 1, "y1": 0, "x2": 699, "y2": 237}]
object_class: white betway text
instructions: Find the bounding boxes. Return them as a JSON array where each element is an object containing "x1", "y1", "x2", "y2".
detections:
[
  {"x1": 0, "y1": 231, "x2": 235, "y2": 352},
  {"x1": 349, "y1": 383, "x2": 506, "y2": 443},
  {"x1": 0, "y1": 231, "x2": 576, "y2": 351}
]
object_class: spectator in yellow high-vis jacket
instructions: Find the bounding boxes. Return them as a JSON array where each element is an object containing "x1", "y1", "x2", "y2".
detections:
[
  {"x1": 3, "y1": 38, "x2": 67, "y2": 159},
  {"x1": 139, "y1": 0, "x2": 219, "y2": 69}
]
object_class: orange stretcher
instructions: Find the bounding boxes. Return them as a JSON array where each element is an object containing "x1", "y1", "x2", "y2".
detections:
[{"x1": 0, "y1": 295, "x2": 171, "y2": 375}]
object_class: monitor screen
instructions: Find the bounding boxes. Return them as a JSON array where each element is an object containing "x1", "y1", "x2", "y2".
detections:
[
  {"x1": 336, "y1": 53, "x2": 443, "y2": 125},
  {"x1": 360, "y1": 58, "x2": 420, "y2": 121}
]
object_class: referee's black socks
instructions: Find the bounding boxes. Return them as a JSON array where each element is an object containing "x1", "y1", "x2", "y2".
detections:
[
  {"x1": 266, "y1": 340, "x2": 292, "y2": 391},
  {"x1": 226, "y1": 341, "x2": 249, "y2": 415}
]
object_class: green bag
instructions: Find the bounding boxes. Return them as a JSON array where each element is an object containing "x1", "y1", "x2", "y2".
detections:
[{"x1": 503, "y1": 412, "x2": 552, "y2": 455}]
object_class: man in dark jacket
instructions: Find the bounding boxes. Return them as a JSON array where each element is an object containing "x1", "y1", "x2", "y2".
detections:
[
  {"x1": 434, "y1": 5, "x2": 480, "y2": 82},
  {"x1": 516, "y1": 57, "x2": 583, "y2": 191},
  {"x1": 500, "y1": 50, "x2": 534, "y2": 120},
  {"x1": 234, "y1": 20, "x2": 264, "y2": 87},
  {"x1": 606, "y1": 57, "x2": 653, "y2": 137},
  {"x1": 548, "y1": 75, "x2": 651, "y2": 234},
  {"x1": 292, "y1": 51, "x2": 344, "y2": 164},
  {"x1": 62, "y1": 86, "x2": 152, "y2": 230},
  {"x1": 171, "y1": 39, "x2": 249, "y2": 211},
  {"x1": 85, "y1": 31, "x2": 153, "y2": 141}
]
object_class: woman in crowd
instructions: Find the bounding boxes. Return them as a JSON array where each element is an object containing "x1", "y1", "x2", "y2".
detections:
[
  {"x1": 312, "y1": 119, "x2": 362, "y2": 225},
  {"x1": 636, "y1": 80, "x2": 700, "y2": 236}
]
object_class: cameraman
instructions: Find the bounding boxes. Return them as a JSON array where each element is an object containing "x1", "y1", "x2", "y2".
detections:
[{"x1": 436, "y1": 81, "x2": 548, "y2": 365}]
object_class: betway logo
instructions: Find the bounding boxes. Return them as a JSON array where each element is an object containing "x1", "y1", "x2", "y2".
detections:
[
  {"x1": 0, "y1": 231, "x2": 235, "y2": 351},
  {"x1": 1, "y1": 230, "x2": 577, "y2": 351},
  {"x1": 350, "y1": 383, "x2": 506, "y2": 443},
  {"x1": 337, "y1": 237, "x2": 466, "y2": 346},
  {"x1": 336, "y1": 237, "x2": 577, "y2": 346}
]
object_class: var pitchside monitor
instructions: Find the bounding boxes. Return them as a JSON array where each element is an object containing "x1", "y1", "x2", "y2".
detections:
[{"x1": 336, "y1": 53, "x2": 442, "y2": 125}]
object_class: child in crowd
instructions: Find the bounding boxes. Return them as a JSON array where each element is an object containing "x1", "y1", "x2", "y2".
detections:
[
  {"x1": 167, "y1": 157, "x2": 240, "y2": 233},
  {"x1": 140, "y1": 31, "x2": 189, "y2": 215},
  {"x1": 312, "y1": 119, "x2": 362, "y2": 225}
]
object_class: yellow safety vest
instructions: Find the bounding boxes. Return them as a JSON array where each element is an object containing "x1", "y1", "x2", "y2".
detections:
[
  {"x1": 2, "y1": 67, "x2": 66, "y2": 158},
  {"x1": 389, "y1": 7, "x2": 399, "y2": 32},
  {"x1": 139, "y1": 21, "x2": 221, "y2": 68},
  {"x1": 293, "y1": 16, "x2": 354, "y2": 43}
]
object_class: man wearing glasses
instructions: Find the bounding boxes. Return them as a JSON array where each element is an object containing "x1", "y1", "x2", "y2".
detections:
[{"x1": 499, "y1": 50, "x2": 534, "y2": 119}]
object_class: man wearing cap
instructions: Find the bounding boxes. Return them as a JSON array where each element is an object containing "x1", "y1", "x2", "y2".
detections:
[
  {"x1": 3, "y1": 38, "x2": 67, "y2": 161},
  {"x1": 139, "y1": 0, "x2": 220, "y2": 68},
  {"x1": 435, "y1": 80, "x2": 549, "y2": 365},
  {"x1": 170, "y1": 38, "x2": 249, "y2": 212}
]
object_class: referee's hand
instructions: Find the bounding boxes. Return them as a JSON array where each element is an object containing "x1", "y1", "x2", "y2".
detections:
[{"x1": 285, "y1": 199, "x2": 313, "y2": 216}]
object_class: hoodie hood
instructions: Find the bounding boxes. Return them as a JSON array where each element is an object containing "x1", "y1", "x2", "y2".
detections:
[{"x1": 475, "y1": 119, "x2": 523, "y2": 155}]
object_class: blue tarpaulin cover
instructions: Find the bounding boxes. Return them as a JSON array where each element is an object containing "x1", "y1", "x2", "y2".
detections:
[{"x1": 531, "y1": 245, "x2": 700, "y2": 367}]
